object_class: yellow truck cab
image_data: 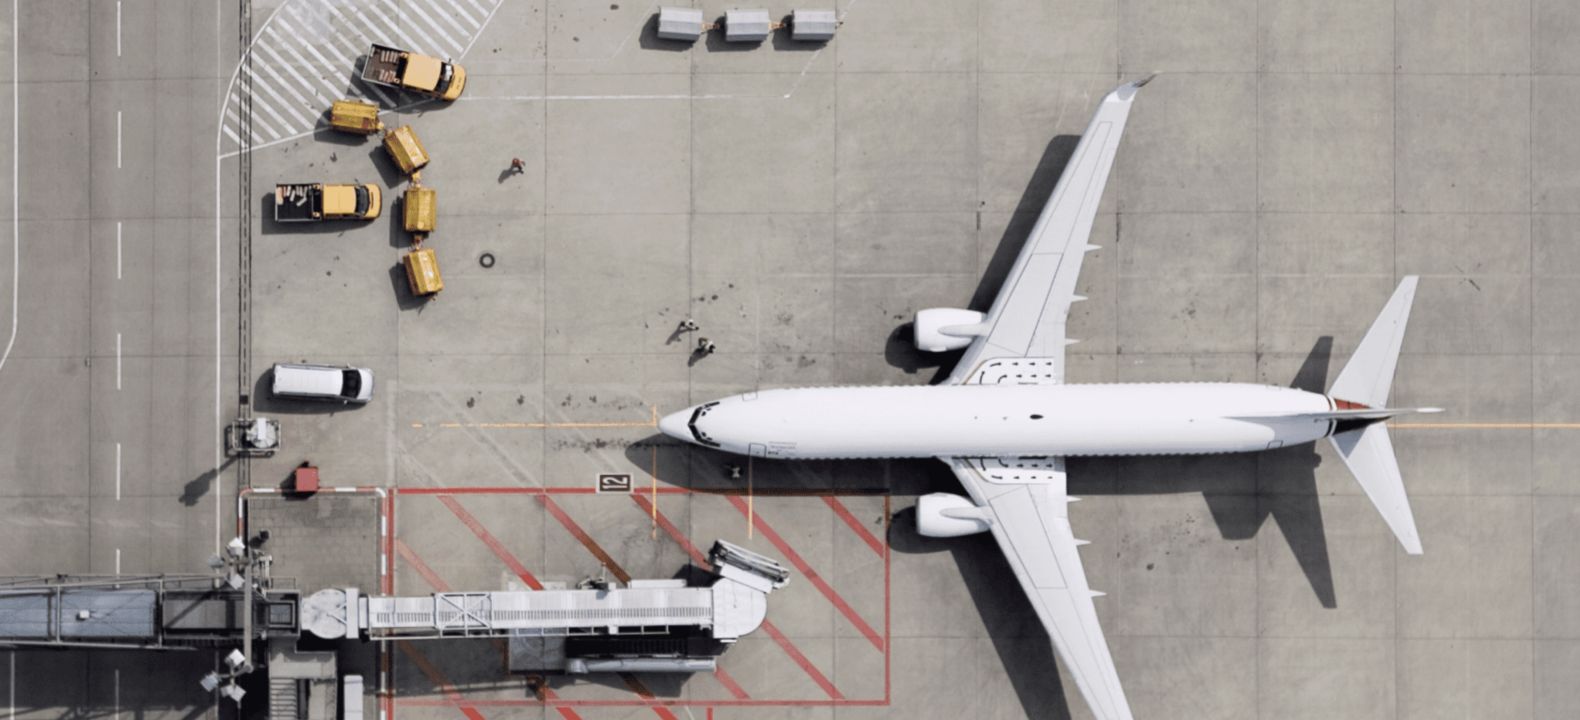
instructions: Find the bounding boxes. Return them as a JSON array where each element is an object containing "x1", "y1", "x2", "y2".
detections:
[
  {"x1": 274, "y1": 183, "x2": 382, "y2": 222},
  {"x1": 362, "y1": 44, "x2": 467, "y2": 101}
]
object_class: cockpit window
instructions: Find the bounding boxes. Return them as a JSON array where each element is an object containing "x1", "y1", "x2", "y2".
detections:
[{"x1": 688, "y1": 402, "x2": 721, "y2": 448}]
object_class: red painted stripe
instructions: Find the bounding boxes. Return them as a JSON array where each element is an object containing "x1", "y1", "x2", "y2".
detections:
[
  {"x1": 395, "y1": 539, "x2": 451, "y2": 593},
  {"x1": 539, "y1": 494, "x2": 632, "y2": 584},
  {"x1": 399, "y1": 699, "x2": 891, "y2": 708},
  {"x1": 822, "y1": 496, "x2": 885, "y2": 557},
  {"x1": 437, "y1": 495, "x2": 544, "y2": 590},
  {"x1": 712, "y1": 667, "x2": 751, "y2": 700},
  {"x1": 727, "y1": 496, "x2": 885, "y2": 652},
  {"x1": 398, "y1": 641, "x2": 488, "y2": 720},
  {"x1": 638, "y1": 494, "x2": 871, "y2": 702},
  {"x1": 631, "y1": 494, "x2": 711, "y2": 568},
  {"x1": 760, "y1": 620, "x2": 844, "y2": 700},
  {"x1": 621, "y1": 675, "x2": 682, "y2": 720}
]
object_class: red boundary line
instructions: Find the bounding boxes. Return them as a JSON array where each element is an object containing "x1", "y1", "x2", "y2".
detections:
[
  {"x1": 726, "y1": 495, "x2": 885, "y2": 652},
  {"x1": 437, "y1": 495, "x2": 545, "y2": 590},
  {"x1": 538, "y1": 494, "x2": 633, "y2": 584},
  {"x1": 823, "y1": 496, "x2": 886, "y2": 557},
  {"x1": 399, "y1": 699, "x2": 890, "y2": 708},
  {"x1": 391, "y1": 487, "x2": 889, "y2": 710}
]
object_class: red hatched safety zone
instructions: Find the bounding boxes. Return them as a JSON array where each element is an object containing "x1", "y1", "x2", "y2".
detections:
[{"x1": 385, "y1": 486, "x2": 891, "y2": 716}]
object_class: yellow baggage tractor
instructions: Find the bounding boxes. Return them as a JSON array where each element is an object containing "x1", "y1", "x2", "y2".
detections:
[
  {"x1": 403, "y1": 186, "x2": 437, "y2": 238},
  {"x1": 404, "y1": 247, "x2": 443, "y2": 297},
  {"x1": 329, "y1": 99, "x2": 382, "y2": 135},
  {"x1": 382, "y1": 125, "x2": 430, "y2": 179}
]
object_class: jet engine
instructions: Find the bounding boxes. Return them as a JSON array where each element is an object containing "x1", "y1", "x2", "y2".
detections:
[
  {"x1": 916, "y1": 493, "x2": 991, "y2": 538},
  {"x1": 913, "y1": 308, "x2": 986, "y2": 352}
]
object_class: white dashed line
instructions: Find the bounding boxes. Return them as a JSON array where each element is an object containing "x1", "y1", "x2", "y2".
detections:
[
  {"x1": 115, "y1": 332, "x2": 121, "y2": 389},
  {"x1": 116, "y1": 221, "x2": 121, "y2": 279},
  {"x1": 115, "y1": 442, "x2": 121, "y2": 500},
  {"x1": 116, "y1": 111, "x2": 122, "y2": 168},
  {"x1": 116, "y1": 1, "x2": 121, "y2": 57}
]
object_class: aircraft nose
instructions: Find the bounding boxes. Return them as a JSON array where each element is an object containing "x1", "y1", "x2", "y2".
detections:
[{"x1": 658, "y1": 408, "x2": 692, "y2": 442}]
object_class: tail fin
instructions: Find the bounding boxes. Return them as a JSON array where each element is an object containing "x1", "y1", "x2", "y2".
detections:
[{"x1": 1329, "y1": 277, "x2": 1426, "y2": 555}]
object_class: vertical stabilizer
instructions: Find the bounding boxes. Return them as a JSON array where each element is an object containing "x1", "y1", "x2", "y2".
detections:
[{"x1": 1329, "y1": 276, "x2": 1424, "y2": 554}]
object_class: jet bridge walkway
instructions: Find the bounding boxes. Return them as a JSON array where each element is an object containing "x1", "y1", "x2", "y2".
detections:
[{"x1": 302, "y1": 540, "x2": 789, "y2": 673}]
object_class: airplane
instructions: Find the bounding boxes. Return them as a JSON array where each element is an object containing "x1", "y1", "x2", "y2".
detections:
[{"x1": 657, "y1": 76, "x2": 1438, "y2": 720}]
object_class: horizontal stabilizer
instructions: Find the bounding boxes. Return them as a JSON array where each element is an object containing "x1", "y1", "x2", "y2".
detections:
[
  {"x1": 1331, "y1": 277, "x2": 1419, "y2": 409},
  {"x1": 1331, "y1": 423, "x2": 1422, "y2": 554}
]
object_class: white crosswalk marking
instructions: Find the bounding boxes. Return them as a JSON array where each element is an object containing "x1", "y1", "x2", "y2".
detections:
[
  {"x1": 447, "y1": 0, "x2": 481, "y2": 29},
  {"x1": 402, "y1": 0, "x2": 461, "y2": 57},
  {"x1": 222, "y1": 0, "x2": 502, "y2": 150},
  {"x1": 419, "y1": 0, "x2": 472, "y2": 40}
]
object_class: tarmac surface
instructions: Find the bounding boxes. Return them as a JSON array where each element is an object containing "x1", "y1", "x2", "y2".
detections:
[{"x1": 0, "y1": 0, "x2": 1577, "y2": 718}]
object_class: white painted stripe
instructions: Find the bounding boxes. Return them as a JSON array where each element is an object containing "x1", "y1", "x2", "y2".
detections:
[
  {"x1": 232, "y1": 85, "x2": 285, "y2": 141},
  {"x1": 421, "y1": 0, "x2": 473, "y2": 38},
  {"x1": 461, "y1": 0, "x2": 491, "y2": 23},
  {"x1": 377, "y1": 0, "x2": 440, "y2": 56},
  {"x1": 115, "y1": 332, "x2": 121, "y2": 389},
  {"x1": 115, "y1": 442, "x2": 121, "y2": 499},
  {"x1": 446, "y1": 0, "x2": 482, "y2": 29},
  {"x1": 0, "y1": 0, "x2": 15, "y2": 377},
  {"x1": 116, "y1": 221, "x2": 121, "y2": 279},
  {"x1": 265, "y1": 26, "x2": 348, "y2": 100},
  {"x1": 9, "y1": 650, "x2": 14, "y2": 720},
  {"x1": 402, "y1": 0, "x2": 461, "y2": 57},
  {"x1": 221, "y1": 124, "x2": 240, "y2": 145},
  {"x1": 116, "y1": 110, "x2": 122, "y2": 168},
  {"x1": 251, "y1": 82, "x2": 303, "y2": 134},
  {"x1": 359, "y1": 1, "x2": 429, "y2": 58},
  {"x1": 252, "y1": 71, "x2": 315, "y2": 128},
  {"x1": 255, "y1": 44, "x2": 323, "y2": 109},
  {"x1": 115, "y1": 1, "x2": 121, "y2": 57},
  {"x1": 114, "y1": 549, "x2": 121, "y2": 576},
  {"x1": 455, "y1": 0, "x2": 505, "y2": 59},
  {"x1": 314, "y1": 6, "x2": 401, "y2": 105}
]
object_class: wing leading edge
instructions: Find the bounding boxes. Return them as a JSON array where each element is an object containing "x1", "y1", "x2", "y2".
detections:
[
  {"x1": 949, "y1": 77, "x2": 1151, "y2": 386},
  {"x1": 943, "y1": 457, "x2": 1134, "y2": 720}
]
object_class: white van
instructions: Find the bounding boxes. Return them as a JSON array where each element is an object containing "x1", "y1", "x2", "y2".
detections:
[{"x1": 271, "y1": 363, "x2": 374, "y2": 404}]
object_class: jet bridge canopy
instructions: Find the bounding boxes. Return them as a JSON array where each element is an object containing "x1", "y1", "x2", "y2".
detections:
[{"x1": 302, "y1": 540, "x2": 788, "y2": 644}]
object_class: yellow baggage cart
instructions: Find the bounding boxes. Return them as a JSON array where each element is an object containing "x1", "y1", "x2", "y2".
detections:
[
  {"x1": 404, "y1": 247, "x2": 443, "y2": 297},
  {"x1": 403, "y1": 186, "x2": 437, "y2": 238},
  {"x1": 328, "y1": 99, "x2": 383, "y2": 135},
  {"x1": 382, "y1": 125, "x2": 430, "y2": 179}
]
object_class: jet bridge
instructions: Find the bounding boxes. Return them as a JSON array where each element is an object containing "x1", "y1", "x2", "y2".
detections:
[{"x1": 301, "y1": 540, "x2": 790, "y2": 673}]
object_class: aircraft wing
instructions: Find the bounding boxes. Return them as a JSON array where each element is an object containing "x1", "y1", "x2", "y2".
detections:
[
  {"x1": 949, "y1": 78, "x2": 1150, "y2": 386},
  {"x1": 944, "y1": 457, "x2": 1134, "y2": 720}
]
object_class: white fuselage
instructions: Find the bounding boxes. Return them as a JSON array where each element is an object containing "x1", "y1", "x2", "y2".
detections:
[{"x1": 659, "y1": 383, "x2": 1335, "y2": 460}]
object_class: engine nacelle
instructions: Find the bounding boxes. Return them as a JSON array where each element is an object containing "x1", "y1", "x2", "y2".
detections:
[
  {"x1": 913, "y1": 308, "x2": 986, "y2": 352},
  {"x1": 916, "y1": 493, "x2": 991, "y2": 538}
]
